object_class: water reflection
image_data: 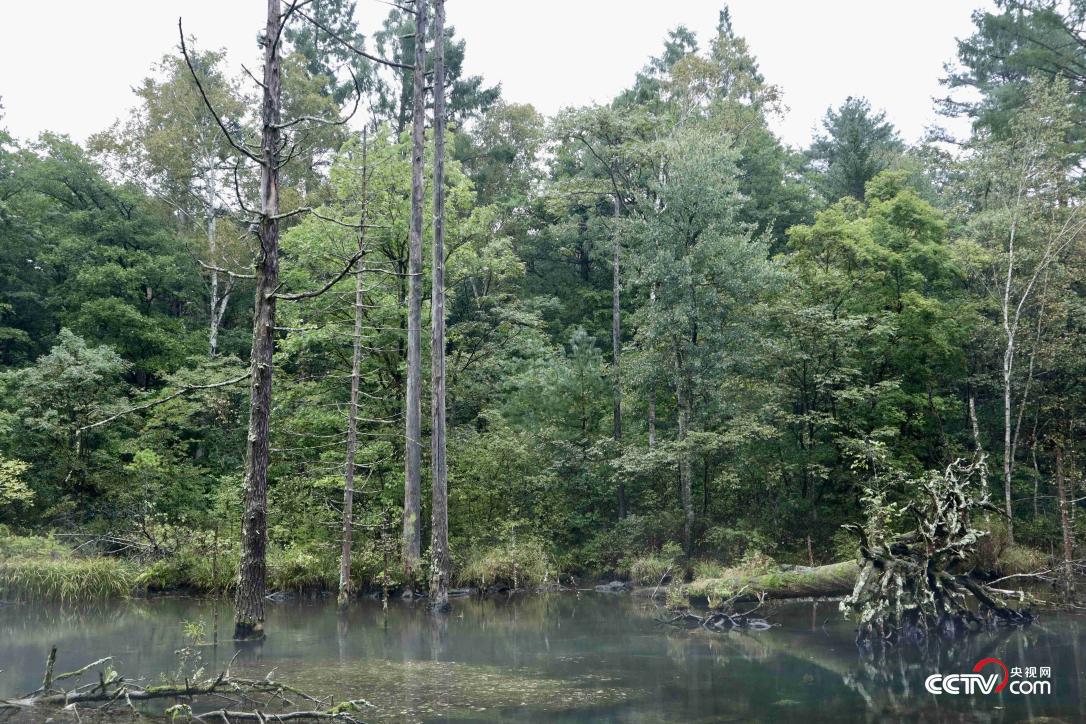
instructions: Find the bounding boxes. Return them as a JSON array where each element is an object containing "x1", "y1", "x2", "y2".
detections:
[{"x1": 0, "y1": 594, "x2": 1082, "y2": 722}]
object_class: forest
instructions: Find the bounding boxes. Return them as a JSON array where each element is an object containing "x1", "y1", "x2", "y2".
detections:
[{"x1": 0, "y1": 0, "x2": 1083, "y2": 653}]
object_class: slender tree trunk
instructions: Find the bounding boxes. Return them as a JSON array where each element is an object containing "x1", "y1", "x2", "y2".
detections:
[
  {"x1": 207, "y1": 171, "x2": 222, "y2": 358},
  {"x1": 402, "y1": 0, "x2": 427, "y2": 589},
  {"x1": 611, "y1": 195, "x2": 625, "y2": 518},
  {"x1": 1056, "y1": 443, "x2": 1075, "y2": 598},
  {"x1": 647, "y1": 395, "x2": 656, "y2": 449},
  {"x1": 234, "y1": 0, "x2": 281, "y2": 641},
  {"x1": 429, "y1": 0, "x2": 450, "y2": 612},
  {"x1": 339, "y1": 131, "x2": 369, "y2": 608},
  {"x1": 676, "y1": 371, "x2": 692, "y2": 555},
  {"x1": 1002, "y1": 344, "x2": 1015, "y2": 542}
]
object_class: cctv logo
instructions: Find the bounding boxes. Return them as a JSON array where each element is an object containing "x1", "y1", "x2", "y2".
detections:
[{"x1": 925, "y1": 658, "x2": 1052, "y2": 695}]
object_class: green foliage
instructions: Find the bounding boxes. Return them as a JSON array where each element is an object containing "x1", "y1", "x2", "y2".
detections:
[
  {"x1": 625, "y1": 541, "x2": 683, "y2": 586},
  {"x1": 0, "y1": 555, "x2": 135, "y2": 604},
  {"x1": 808, "y1": 97, "x2": 903, "y2": 202},
  {"x1": 0, "y1": 454, "x2": 32, "y2": 509},
  {"x1": 0, "y1": 8, "x2": 1082, "y2": 605},
  {"x1": 457, "y1": 537, "x2": 558, "y2": 590}
]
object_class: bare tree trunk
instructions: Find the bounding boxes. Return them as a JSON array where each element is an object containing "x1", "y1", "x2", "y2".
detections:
[
  {"x1": 340, "y1": 131, "x2": 369, "y2": 608},
  {"x1": 429, "y1": 0, "x2": 450, "y2": 612},
  {"x1": 676, "y1": 373, "x2": 692, "y2": 555},
  {"x1": 1056, "y1": 443, "x2": 1076, "y2": 598},
  {"x1": 234, "y1": 0, "x2": 281, "y2": 641},
  {"x1": 402, "y1": 0, "x2": 427, "y2": 589},
  {"x1": 207, "y1": 170, "x2": 222, "y2": 358},
  {"x1": 611, "y1": 195, "x2": 625, "y2": 518},
  {"x1": 1002, "y1": 347, "x2": 1015, "y2": 541}
]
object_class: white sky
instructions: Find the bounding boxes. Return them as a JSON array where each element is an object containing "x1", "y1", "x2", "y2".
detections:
[{"x1": 0, "y1": 0, "x2": 988, "y2": 149}]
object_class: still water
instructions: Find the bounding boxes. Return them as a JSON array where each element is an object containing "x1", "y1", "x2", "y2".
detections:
[{"x1": 1, "y1": 593, "x2": 1083, "y2": 722}]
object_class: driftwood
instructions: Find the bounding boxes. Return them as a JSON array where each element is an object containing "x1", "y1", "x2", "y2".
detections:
[
  {"x1": 660, "y1": 587, "x2": 772, "y2": 632},
  {"x1": 1, "y1": 647, "x2": 373, "y2": 722},
  {"x1": 842, "y1": 455, "x2": 1034, "y2": 646}
]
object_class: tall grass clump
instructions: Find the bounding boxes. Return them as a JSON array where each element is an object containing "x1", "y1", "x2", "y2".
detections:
[
  {"x1": 0, "y1": 556, "x2": 135, "y2": 604},
  {"x1": 457, "y1": 538, "x2": 556, "y2": 590}
]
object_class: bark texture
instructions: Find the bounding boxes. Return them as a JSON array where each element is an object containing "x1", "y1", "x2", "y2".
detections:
[
  {"x1": 402, "y1": 0, "x2": 427, "y2": 586},
  {"x1": 235, "y1": 0, "x2": 282, "y2": 641},
  {"x1": 429, "y1": 0, "x2": 450, "y2": 611},
  {"x1": 340, "y1": 132, "x2": 368, "y2": 607}
]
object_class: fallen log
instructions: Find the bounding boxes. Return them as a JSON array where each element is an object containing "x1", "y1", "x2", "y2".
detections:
[{"x1": 658, "y1": 560, "x2": 860, "y2": 604}]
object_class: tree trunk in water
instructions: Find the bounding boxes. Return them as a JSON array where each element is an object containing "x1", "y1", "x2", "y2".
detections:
[
  {"x1": 402, "y1": 0, "x2": 427, "y2": 589},
  {"x1": 1056, "y1": 444, "x2": 1075, "y2": 598},
  {"x1": 677, "y1": 377, "x2": 692, "y2": 555},
  {"x1": 429, "y1": 0, "x2": 450, "y2": 612},
  {"x1": 339, "y1": 131, "x2": 368, "y2": 608},
  {"x1": 611, "y1": 194, "x2": 624, "y2": 519},
  {"x1": 235, "y1": 0, "x2": 281, "y2": 641}
]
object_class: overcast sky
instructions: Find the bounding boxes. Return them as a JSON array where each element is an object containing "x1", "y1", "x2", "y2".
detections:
[{"x1": 0, "y1": 0, "x2": 988, "y2": 149}]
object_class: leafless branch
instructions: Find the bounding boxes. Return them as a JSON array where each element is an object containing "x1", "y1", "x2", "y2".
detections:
[
  {"x1": 179, "y1": 20, "x2": 261, "y2": 164},
  {"x1": 77, "y1": 371, "x2": 251, "y2": 435},
  {"x1": 298, "y1": 9, "x2": 414, "y2": 70}
]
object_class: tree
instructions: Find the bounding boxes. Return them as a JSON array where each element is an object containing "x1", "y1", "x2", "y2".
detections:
[
  {"x1": 808, "y1": 97, "x2": 903, "y2": 203},
  {"x1": 181, "y1": 0, "x2": 371, "y2": 638},
  {"x1": 942, "y1": 0, "x2": 1086, "y2": 158},
  {"x1": 90, "y1": 49, "x2": 248, "y2": 359},
  {"x1": 402, "y1": 0, "x2": 427, "y2": 592},
  {"x1": 960, "y1": 79, "x2": 1084, "y2": 542},
  {"x1": 627, "y1": 127, "x2": 779, "y2": 553},
  {"x1": 339, "y1": 130, "x2": 369, "y2": 607},
  {"x1": 429, "y1": 0, "x2": 450, "y2": 611}
]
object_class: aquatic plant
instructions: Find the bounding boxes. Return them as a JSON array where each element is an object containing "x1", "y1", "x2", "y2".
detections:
[{"x1": 0, "y1": 555, "x2": 135, "y2": 604}]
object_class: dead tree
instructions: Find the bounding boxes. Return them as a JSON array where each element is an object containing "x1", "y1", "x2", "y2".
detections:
[
  {"x1": 429, "y1": 0, "x2": 450, "y2": 612},
  {"x1": 842, "y1": 455, "x2": 1033, "y2": 646},
  {"x1": 402, "y1": 0, "x2": 427, "y2": 590},
  {"x1": 181, "y1": 0, "x2": 390, "y2": 638},
  {"x1": 339, "y1": 130, "x2": 370, "y2": 608}
]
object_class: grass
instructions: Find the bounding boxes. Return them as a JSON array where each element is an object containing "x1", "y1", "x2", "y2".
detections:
[
  {"x1": 684, "y1": 558, "x2": 860, "y2": 603},
  {"x1": 456, "y1": 539, "x2": 557, "y2": 589},
  {"x1": 0, "y1": 555, "x2": 135, "y2": 604}
]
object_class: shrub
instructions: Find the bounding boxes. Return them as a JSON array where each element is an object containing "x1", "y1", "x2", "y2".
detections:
[
  {"x1": 0, "y1": 532, "x2": 70, "y2": 559},
  {"x1": 691, "y1": 559, "x2": 728, "y2": 580},
  {"x1": 702, "y1": 526, "x2": 777, "y2": 564},
  {"x1": 456, "y1": 538, "x2": 556, "y2": 589},
  {"x1": 268, "y1": 544, "x2": 336, "y2": 593},
  {"x1": 624, "y1": 541, "x2": 683, "y2": 585},
  {"x1": 999, "y1": 544, "x2": 1048, "y2": 577}
]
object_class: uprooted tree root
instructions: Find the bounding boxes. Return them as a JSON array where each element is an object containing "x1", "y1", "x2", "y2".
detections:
[
  {"x1": 660, "y1": 587, "x2": 772, "y2": 633},
  {"x1": 842, "y1": 454, "x2": 1035, "y2": 647},
  {"x1": 0, "y1": 646, "x2": 373, "y2": 722}
]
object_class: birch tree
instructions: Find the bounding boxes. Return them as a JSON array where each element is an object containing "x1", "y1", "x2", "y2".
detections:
[{"x1": 964, "y1": 79, "x2": 1084, "y2": 542}]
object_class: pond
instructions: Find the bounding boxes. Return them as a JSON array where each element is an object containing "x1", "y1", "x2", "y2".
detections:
[{"x1": 1, "y1": 593, "x2": 1083, "y2": 722}]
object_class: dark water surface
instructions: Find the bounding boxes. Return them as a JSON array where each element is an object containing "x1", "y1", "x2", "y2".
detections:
[{"x1": 1, "y1": 593, "x2": 1084, "y2": 722}]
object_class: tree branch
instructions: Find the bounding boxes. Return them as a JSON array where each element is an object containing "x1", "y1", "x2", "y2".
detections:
[{"x1": 77, "y1": 372, "x2": 251, "y2": 435}]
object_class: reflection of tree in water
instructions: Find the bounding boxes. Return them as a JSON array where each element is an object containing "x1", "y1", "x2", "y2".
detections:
[{"x1": 845, "y1": 627, "x2": 1017, "y2": 713}]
